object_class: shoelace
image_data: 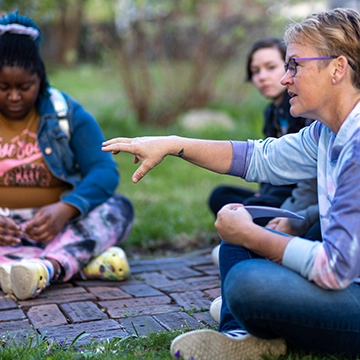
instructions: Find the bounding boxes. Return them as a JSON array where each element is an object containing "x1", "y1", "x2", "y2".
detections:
[{"x1": 223, "y1": 330, "x2": 249, "y2": 339}]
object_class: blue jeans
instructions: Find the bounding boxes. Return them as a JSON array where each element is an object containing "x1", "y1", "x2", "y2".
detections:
[{"x1": 219, "y1": 241, "x2": 360, "y2": 357}]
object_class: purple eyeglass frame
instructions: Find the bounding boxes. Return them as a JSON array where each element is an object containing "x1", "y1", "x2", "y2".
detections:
[
  {"x1": 285, "y1": 56, "x2": 357, "y2": 76},
  {"x1": 284, "y1": 56, "x2": 335, "y2": 76}
]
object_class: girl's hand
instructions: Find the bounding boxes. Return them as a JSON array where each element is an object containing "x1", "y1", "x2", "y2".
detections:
[
  {"x1": 22, "y1": 202, "x2": 79, "y2": 243},
  {"x1": 0, "y1": 215, "x2": 23, "y2": 246}
]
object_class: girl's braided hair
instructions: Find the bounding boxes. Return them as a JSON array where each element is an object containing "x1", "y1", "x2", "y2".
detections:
[{"x1": 0, "y1": 11, "x2": 49, "y2": 96}]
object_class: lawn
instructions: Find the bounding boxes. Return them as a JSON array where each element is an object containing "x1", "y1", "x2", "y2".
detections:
[{"x1": 49, "y1": 62, "x2": 264, "y2": 257}]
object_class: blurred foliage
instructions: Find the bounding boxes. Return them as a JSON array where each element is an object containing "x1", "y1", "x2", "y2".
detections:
[
  {"x1": 0, "y1": 0, "x2": 326, "y2": 125},
  {"x1": 95, "y1": 0, "x2": 285, "y2": 126},
  {"x1": 0, "y1": 0, "x2": 69, "y2": 21}
]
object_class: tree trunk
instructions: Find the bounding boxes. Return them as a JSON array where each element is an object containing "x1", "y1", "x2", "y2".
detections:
[{"x1": 53, "y1": 0, "x2": 85, "y2": 64}]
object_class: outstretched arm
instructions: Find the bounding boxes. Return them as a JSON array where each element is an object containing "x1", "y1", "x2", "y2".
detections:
[{"x1": 102, "y1": 135, "x2": 233, "y2": 183}]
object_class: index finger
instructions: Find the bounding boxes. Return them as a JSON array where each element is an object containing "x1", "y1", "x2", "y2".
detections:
[
  {"x1": 102, "y1": 138, "x2": 134, "y2": 155},
  {"x1": 103, "y1": 137, "x2": 133, "y2": 145}
]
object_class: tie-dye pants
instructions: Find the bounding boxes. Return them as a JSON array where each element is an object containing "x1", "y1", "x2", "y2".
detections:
[{"x1": 0, "y1": 194, "x2": 134, "y2": 281}]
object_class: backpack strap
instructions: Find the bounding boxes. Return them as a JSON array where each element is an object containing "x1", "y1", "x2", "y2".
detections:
[{"x1": 48, "y1": 87, "x2": 70, "y2": 140}]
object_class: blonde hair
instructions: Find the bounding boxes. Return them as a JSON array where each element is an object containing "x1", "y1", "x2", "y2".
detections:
[{"x1": 284, "y1": 8, "x2": 360, "y2": 89}]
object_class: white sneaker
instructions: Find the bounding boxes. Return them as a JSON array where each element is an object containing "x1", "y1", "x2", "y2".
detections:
[
  {"x1": 209, "y1": 296, "x2": 222, "y2": 324},
  {"x1": 10, "y1": 260, "x2": 50, "y2": 300},
  {"x1": 170, "y1": 329, "x2": 287, "y2": 360},
  {"x1": 211, "y1": 244, "x2": 220, "y2": 267},
  {"x1": 0, "y1": 263, "x2": 13, "y2": 294}
]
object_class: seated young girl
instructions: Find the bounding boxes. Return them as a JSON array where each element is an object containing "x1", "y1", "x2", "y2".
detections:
[{"x1": 0, "y1": 12, "x2": 134, "y2": 300}]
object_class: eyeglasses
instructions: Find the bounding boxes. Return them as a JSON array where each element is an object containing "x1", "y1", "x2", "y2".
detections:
[{"x1": 284, "y1": 56, "x2": 357, "y2": 77}]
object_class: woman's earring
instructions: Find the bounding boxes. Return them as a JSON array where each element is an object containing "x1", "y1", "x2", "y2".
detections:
[{"x1": 332, "y1": 78, "x2": 336, "y2": 84}]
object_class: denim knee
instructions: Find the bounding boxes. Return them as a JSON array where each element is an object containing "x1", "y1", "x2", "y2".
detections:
[{"x1": 223, "y1": 259, "x2": 289, "y2": 337}]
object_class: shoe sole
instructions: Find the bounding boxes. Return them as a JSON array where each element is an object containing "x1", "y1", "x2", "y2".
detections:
[
  {"x1": 170, "y1": 329, "x2": 286, "y2": 360},
  {"x1": 11, "y1": 262, "x2": 47, "y2": 300},
  {"x1": 0, "y1": 264, "x2": 12, "y2": 294}
]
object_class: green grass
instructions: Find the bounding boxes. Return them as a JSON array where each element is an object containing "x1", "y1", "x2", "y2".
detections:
[
  {"x1": 0, "y1": 330, "x2": 355, "y2": 360},
  {"x1": 0, "y1": 330, "x2": 184, "y2": 359},
  {"x1": 49, "y1": 63, "x2": 264, "y2": 255}
]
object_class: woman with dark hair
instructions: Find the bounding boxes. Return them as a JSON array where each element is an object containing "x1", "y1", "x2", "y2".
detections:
[{"x1": 0, "y1": 12, "x2": 134, "y2": 300}]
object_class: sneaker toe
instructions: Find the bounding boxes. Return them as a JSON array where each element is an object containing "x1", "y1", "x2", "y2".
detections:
[
  {"x1": 82, "y1": 247, "x2": 131, "y2": 281},
  {"x1": 211, "y1": 245, "x2": 220, "y2": 267},
  {"x1": 170, "y1": 329, "x2": 286, "y2": 360},
  {"x1": 209, "y1": 296, "x2": 222, "y2": 324}
]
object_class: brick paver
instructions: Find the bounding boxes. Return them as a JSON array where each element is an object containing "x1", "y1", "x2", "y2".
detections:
[{"x1": 0, "y1": 247, "x2": 220, "y2": 344}]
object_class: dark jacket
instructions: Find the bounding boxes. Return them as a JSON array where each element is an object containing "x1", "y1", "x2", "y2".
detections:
[{"x1": 263, "y1": 92, "x2": 312, "y2": 138}]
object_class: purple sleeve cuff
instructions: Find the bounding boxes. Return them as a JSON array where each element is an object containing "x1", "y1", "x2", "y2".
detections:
[{"x1": 227, "y1": 140, "x2": 252, "y2": 178}]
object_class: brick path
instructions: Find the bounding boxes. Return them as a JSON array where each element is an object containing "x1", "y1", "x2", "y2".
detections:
[{"x1": 0, "y1": 248, "x2": 220, "y2": 345}]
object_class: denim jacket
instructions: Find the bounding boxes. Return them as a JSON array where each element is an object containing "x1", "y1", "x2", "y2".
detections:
[{"x1": 36, "y1": 89, "x2": 119, "y2": 218}]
